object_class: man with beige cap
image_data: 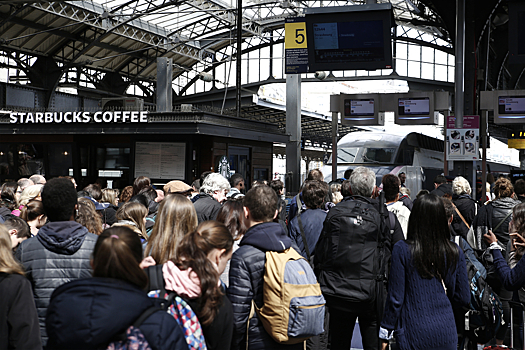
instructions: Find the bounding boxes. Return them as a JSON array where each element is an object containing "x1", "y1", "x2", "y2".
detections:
[{"x1": 163, "y1": 180, "x2": 193, "y2": 198}]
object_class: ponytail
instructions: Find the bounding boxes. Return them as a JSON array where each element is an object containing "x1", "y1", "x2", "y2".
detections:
[
  {"x1": 175, "y1": 221, "x2": 233, "y2": 325},
  {"x1": 92, "y1": 226, "x2": 147, "y2": 289}
]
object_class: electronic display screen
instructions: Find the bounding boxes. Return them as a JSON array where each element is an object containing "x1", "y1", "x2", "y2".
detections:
[
  {"x1": 498, "y1": 96, "x2": 525, "y2": 114},
  {"x1": 344, "y1": 99, "x2": 375, "y2": 116},
  {"x1": 398, "y1": 98, "x2": 430, "y2": 116},
  {"x1": 305, "y1": 6, "x2": 393, "y2": 72},
  {"x1": 312, "y1": 21, "x2": 384, "y2": 65}
]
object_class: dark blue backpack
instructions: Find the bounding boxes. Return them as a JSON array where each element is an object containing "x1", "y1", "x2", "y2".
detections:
[{"x1": 455, "y1": 236, "x2": 505, "y2": 344}]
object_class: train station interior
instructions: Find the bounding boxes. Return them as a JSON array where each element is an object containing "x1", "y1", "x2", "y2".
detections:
[{"x1": 0, "y1": 0, "x2": 524, "y2": 195}]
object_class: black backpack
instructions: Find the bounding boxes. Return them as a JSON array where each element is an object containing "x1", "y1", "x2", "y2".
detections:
[
  {"x1": 455, "y1": 237, "x2": 505, "y2": 344},
  {"x1": 316, "y1": 195, "x2": 389, "y2": 304}
]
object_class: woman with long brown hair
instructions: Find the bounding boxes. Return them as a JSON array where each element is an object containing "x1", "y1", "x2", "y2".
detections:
[
  {"x1": 216, "y1": 199, "x2": 247, "y2": 286},
  {"x1": 0, "y1": 224, "x2": 41, "y2": 349},
  {"x1": 45, "y1": 226, "x2": 187, "y2": 350},
  {"x1": 113, "y1": 202, "x2": 148, "y2": 241},
  {"x1": 147, "y1": 221, "x2": 234, "y2": 350},
  {"x1": 76, "y1": 197, "x2": 103, "y2": 235},
  {"x1": 132, "y1": 176, "x2": 151, "y2": 196},
  {"x1": 145, "y1": 194, "x2": 198, "y2": 264}
]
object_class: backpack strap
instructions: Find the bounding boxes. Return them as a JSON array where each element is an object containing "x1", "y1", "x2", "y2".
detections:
[
  {"x1": 145, "y1": 264, "x2": 166, "y2": 298},
  {"x1": 296, "y1": 209, "x2": 312, "y2": 262},
  {"x1": 452, "y1": 203, "x2": 470, "y2": 230},
  {"x1": 493, "y1": 210, "x2": 513, "y2": 233},
  {"x1": 295, "y1": 193, "x2": 303, "y2": 216}
]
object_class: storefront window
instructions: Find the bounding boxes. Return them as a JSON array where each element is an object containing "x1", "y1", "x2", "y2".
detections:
[
  {"x1": 3, "y1": 144, "x2": 45, "y2": 179},
  {"x1": 48, "y1": 144, "x2": 73, "y2": 177}
]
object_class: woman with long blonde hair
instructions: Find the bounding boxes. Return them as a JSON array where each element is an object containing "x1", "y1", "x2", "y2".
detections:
[
  {"x1": 145, "y1": 194, "x2": 198, "y2": 264},
  {"x1": 0, "y1": 224, "x2": 41, "y2": 349},
  {"x1": 113, "y1": 202, "x2": 148, "y2": 241}
]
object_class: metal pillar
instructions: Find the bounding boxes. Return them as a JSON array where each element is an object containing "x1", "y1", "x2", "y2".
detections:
[
  {"x1": 286, "y1": 74, "x2": 301, "y2": 194},
  {"x1": 330, "y1": 95, "x2": 339, "y2": 181},
  {"x1": 481, "y1": 110, "x2": 488, "y2": 202},
  {"x1": 156, "y1": 57, "x2": 172, "y2": 112},
  {"x1": 455, "y1": 0, "x2": 465, "y2": 128},
  {"x1": 236, "y1": 0, "x2": 242, "y2": 118}
]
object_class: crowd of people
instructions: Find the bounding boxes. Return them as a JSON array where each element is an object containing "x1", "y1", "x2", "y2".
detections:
[{"x1": 2, "y1": 168, "x2": 525, "y2": 350}]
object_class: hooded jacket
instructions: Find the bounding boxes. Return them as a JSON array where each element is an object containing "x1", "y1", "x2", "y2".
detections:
[
  {"x1": 227, "y1": 222, "x2": 302, "y2": 350},
  {"x1": 46, "y1": 277, "x2": 187, "y2": 350},
  {"x1": 15, "y1": 221, "x2": 97, "y2": 344}
]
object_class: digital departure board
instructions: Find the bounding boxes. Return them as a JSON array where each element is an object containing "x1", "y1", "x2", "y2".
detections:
[
  {"x1": 344, "y1": 99, "x2": 375, "y2": 116},
  {"x1": 305, "y1": 4, "x2": 393, "y2": 72},
  {"x1": 398, "y1": 97, "x2": 430, "y2": 116}
]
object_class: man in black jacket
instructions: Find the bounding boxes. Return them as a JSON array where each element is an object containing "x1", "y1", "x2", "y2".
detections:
[
  {"x1": 194, "y1": 173, "x2": 230, "y2": 223},
  {"x1": 227, "y1": 185, "x2": 302, "y2": 350},
  {"x1": 430, "y1": 174, "x2": 453, "y2": 197},
  {"x1": 16, "y1": 178, "x2": 97, "y2": 346},
  {"x1": 315, "y1": 166, "x2": 404, "y2": 350}
]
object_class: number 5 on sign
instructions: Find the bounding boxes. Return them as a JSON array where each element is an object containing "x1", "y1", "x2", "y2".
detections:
[{"x1": 285, "y1": 22, "x2": 307, "y2": 49}]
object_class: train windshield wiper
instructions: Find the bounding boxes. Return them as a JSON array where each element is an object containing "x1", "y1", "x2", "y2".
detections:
[{"x1": 363, "y1": 154, "x2": 380, "y2": 163}]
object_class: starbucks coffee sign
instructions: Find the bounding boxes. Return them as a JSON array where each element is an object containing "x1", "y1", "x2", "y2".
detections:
[{"x1": 9, "y1": 111, "x2": 148, "y2": 124}]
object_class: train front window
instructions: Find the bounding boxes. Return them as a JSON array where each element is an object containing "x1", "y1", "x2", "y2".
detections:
[
  {"x1": 362, "y1": 148, "x2": 396, "y2": 163},
  {"x1": 337, "y1": 147, "x2": 359, "y2": 163}
]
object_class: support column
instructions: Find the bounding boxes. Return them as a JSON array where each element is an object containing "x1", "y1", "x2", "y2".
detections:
[
  {"x1": 286, "y1": 74, "x2": 301, "y2": 195},
  {"x1": 330, "y1": 95, "x2": 339, "y2": 182},
  {"x1": 481, "y1": 110, "x2": 488, "y2": 203},
  {"x1": 156, "y1": 57, "x2": 173, "y2": 112},
  {"x1": 236, "y1": 0, "x2": 242, "y2": 118}
]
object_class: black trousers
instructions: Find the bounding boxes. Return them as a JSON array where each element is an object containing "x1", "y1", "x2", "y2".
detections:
[{"x1": 328, "y1": 303, "x2": 379, "y2": 350}]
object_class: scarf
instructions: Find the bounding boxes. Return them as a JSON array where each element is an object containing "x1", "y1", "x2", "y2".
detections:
[{"x1": 162, "y1": 260, "x2": 201, "y2": 299}]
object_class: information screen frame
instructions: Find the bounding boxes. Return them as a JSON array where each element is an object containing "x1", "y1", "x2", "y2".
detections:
[
  {"x1": 397, "y1": 97, "x2": 431, "y2": 116},
  {"x1": 305, "y1": 4, "x2": 393, "y2": 72}
]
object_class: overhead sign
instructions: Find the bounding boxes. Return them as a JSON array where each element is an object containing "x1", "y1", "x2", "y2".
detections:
[
  {"x1": 135, "y1": 142, "x2": 185, "y2": 179},
  {"x1": 338, "y1": 93, "x2": 384, "y2": 126},
  {"x1": 481, "y1": 90, "x2": 525, "y2": 124},
  {"x1": 285, "y1": 18, "x2": 308, "y2": 74},
  {"x1": 9, "y1": 111, "x2": 148, "y2": 124},
  {"x1": 446, "y1": 115, "x2": 480, "y2": 161}
]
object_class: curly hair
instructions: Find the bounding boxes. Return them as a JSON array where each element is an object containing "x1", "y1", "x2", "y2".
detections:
[
  {"x1": 41, "y1": 178, "x2": 77, "y2": 222},
  {"x1": 76, "y1": 197, "x2": 103, "y2": 235},
  {"x1": 119, "y1": 186, "x2": 133, "y2": 203},
  {"x1": 494, "y1": 177, "x2": 514, "y2": 199}
]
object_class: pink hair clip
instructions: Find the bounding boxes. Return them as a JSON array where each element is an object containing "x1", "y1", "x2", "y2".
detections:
[{"x1": 110, "y1": 235, "x2": 119, "y2": 239}]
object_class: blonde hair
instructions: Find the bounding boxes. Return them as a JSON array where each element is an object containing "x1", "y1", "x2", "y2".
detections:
[
  {"x1": 452, "y1": 176, "x2": 471, "y2": 196},
  {"x1": 494, "y1": 177, "x2": 513, "y2": 199},
  {"x1": 116, "y1": 202, "x2": 148, "y2": 241},
  {"x1": 330, "y1": 183, "x2": 343, "y2": 204},
  {"x1": 101, "y1": 188, "x2": 119, "y2": 206},
  {"x1": 145, "y1": 194, "x2": 198, "y2": 263},
  {"x1": 0, "y1": 224, "x2": 25, "y2": 275},
  {"x1": 18, "y1": 184, "x2": 43, "y2": 207}
]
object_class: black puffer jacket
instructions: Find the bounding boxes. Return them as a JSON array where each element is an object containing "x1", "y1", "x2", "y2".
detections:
[
  {"x1": 452, "y1": 194, "x2": 478, "y2": 240},
  {"x1": 0, "y1": 273, "x2": 41, "y2": 350},
  {"x1": 15, "y1": 221, "x2": 97, "y2": 345},
  {"x1": 491, "y1": 197, "x2": 521, "y2": 246},
  {"x1": 193, "y1": 193, "x2": 221, "y2": 223},
  {"x1": 227, "y1": 222, "x2": 302, "y2": 350},
  {"x1": 46, "y1": 277, "x2": 187, "y2": 350}
]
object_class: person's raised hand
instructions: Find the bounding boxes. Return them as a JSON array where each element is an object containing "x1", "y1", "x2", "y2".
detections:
[{"x1": 483, "y1": 230, "x2": 497, "y2": 245}]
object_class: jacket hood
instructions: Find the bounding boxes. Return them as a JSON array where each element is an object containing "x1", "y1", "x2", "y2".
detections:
[
  {"x1": 46, "y1": 277, "x2": 153, "y2": 349},
  {"x1": 163, "y1": 261, "x2": 201, "y2": 299},
  {"x1": 492, "y1": 197, "x2": 521, "y2": 210},
  {"x1": 37, "y1": 221, "x2": 90, "y2": 255},
  {"x1": 240, "y1": 222, "x2": 291, "y2": 251}
]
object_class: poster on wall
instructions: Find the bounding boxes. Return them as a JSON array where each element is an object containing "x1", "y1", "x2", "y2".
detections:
[
  {"x1": 446, "y1": 116, "x2": 480, "y2": 161},
  {"x1": 134, "y1": 142, "x2": 186, "y2": 179}
]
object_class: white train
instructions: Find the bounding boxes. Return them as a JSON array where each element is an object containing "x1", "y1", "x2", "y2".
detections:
[{"x1": 321, "y1": 131, "x2": 517, "y2": 195}]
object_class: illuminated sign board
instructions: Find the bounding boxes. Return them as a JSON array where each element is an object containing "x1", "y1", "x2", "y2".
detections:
[
  {"x1": 398, "y1": 97, "x2": 430, "y2": 115},
  {"x1": 391, "y1": 92, "x2": 439, "y2": 125},
  {"x1": 339, "y1": 94, "x2": 383, "y2": 126},
  {"x1": 481, "y1": 90, "x2": 525, "y2": 124},
  {"x1": 9, "y1": 111, "x2": 148, "y2": 124}
]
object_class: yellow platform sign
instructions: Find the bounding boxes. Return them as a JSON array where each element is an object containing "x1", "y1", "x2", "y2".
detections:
[
  {"x1": 509, "y1": 139, "x2": 525, "y2": 149},
  {"x1": 285, "y1": 22, "x2": 307, "y2": 49}
]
